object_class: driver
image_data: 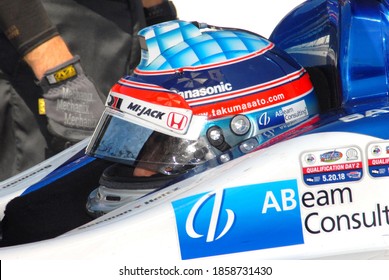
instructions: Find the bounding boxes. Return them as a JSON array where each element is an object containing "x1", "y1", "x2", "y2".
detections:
[{"x1": 85, "y1": 20, "x2": 321, "y2": 216}]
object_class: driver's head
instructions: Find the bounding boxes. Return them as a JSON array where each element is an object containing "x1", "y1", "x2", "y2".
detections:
[
  {"x1": 85, "y1": 20, "x2": 320, "y2": 216},
  {"x1": 87, "y1": 20, "x2": 319, "y2": 175}
]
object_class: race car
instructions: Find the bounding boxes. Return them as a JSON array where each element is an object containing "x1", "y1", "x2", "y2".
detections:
[{"x1": 0, "y1": 0, "x2": 389, "y2": 262}]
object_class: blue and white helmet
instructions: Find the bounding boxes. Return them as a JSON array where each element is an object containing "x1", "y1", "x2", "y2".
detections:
[{"x1": 87, "y1": 20, "x2": 319, "y2": 175}]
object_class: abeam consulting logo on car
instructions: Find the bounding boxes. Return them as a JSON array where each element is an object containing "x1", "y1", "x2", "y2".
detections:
[{"x1": 172, "y1": 179, "x2": 303, "y2": 260}]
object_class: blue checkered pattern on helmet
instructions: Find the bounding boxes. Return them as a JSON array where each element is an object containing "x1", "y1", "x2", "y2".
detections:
[{"x1": 137, "y1": 20, "x2": 271, "y2": 70}]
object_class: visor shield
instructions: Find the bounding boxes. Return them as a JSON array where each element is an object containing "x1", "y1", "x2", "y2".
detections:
[{"x1": 86, "y1": 109, "x2": 216, "y2": 175}]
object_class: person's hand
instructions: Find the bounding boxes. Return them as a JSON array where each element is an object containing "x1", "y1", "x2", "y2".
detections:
[{"x1": 39, "y1": 55, "x2": 104, "y2": 145}]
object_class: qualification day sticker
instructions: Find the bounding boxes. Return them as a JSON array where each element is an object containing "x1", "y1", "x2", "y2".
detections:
[
  {"x1": 367, "y1": 142, "x2": 389, "y2": 178},
  {"x1": 301, "y1": 146, "x2": 363, "y2": 186}
]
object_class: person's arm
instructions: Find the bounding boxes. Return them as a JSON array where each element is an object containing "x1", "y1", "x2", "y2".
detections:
[
  {"x1": 24, "y1": 35, "x2": 73, "y2": 80},
  {"x1": 142, "y1": 0, "x2": 163, "y2": 8},
  {"x1": 0, "y1": 0, "x2": 104, "y2": 149},
  {"x1": 0, "y1": 0, "x2": 73, "y2": 79},
  {"x1": 142, "y1": 0, "x2": 177, "y2": 26},
  {"x1": 0, "y1": 0, "x2": 59, "y2": 57}
]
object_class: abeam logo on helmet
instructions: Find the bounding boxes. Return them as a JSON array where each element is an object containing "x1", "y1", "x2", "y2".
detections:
[{"x1": 178, "y1": 82, "x2": 232, "y2": 100}]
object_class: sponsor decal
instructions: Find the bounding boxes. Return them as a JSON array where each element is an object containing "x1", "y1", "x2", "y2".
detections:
[
  {"x1": 346, "y1": 148, "x2": 359, "y2": 161},
  {"x1": 188, "y1": 71, "x2": 314, "y2": 120},
  {"x1": 258, "y1": 112, "x2": 271, "y2": 126},
  {"x1": 320, "y1": 151, "x2": 342, "y2": 163},
  {"x1": 282, "y1": 100, "x2": 309, "y2": 125},
  {"x1": 301, "y1": 146, "x2": 363, "y2": 185},
  {"x1": 304, "y1": 153, "x2": 316, "y2": 165},
  {"x1": 173, "y1": 179, "x2": 389, "y2": 259},
  {"x1": 172, "y1": 179, "x2": 303, "y2": 260},
  {"x1": 367, "y1": 142, "x2": 389, "y2": 177},
  {"x1": 302, "y1": 186, "x2": 389, "y2": 234},
  {"x1": 106, "y1": 91, "x2": 193, "y2": 135},
  {"x1": 178, "y1": 82, "x2": 233, "y2": 100},
  {"x1": 127, "y1": 102, "x2": 165, "y2": 120},
  {"x1": 167, "y1": 112, "x2": 189, "y2": 131},
  {"x1": 106, "y1": 95, "x2": 123, "y2": 109},
  {"x1": 346, "y1": 171, "x2": 362, "y2": 179}
]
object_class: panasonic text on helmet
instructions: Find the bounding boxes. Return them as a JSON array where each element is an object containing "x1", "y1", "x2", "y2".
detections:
[{"x1": 178, "y1": 82, "x2": 233, "y2": 100}]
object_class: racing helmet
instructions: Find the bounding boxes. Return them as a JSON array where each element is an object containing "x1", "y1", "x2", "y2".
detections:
[{"x1": 85, "y1": 20, "x2": 320, "y2": 215}]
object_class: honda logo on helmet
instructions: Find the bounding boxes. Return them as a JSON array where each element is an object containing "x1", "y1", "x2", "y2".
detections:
[{"x1": 167, "y1": 112, "x2": 189, "y2": 131}]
